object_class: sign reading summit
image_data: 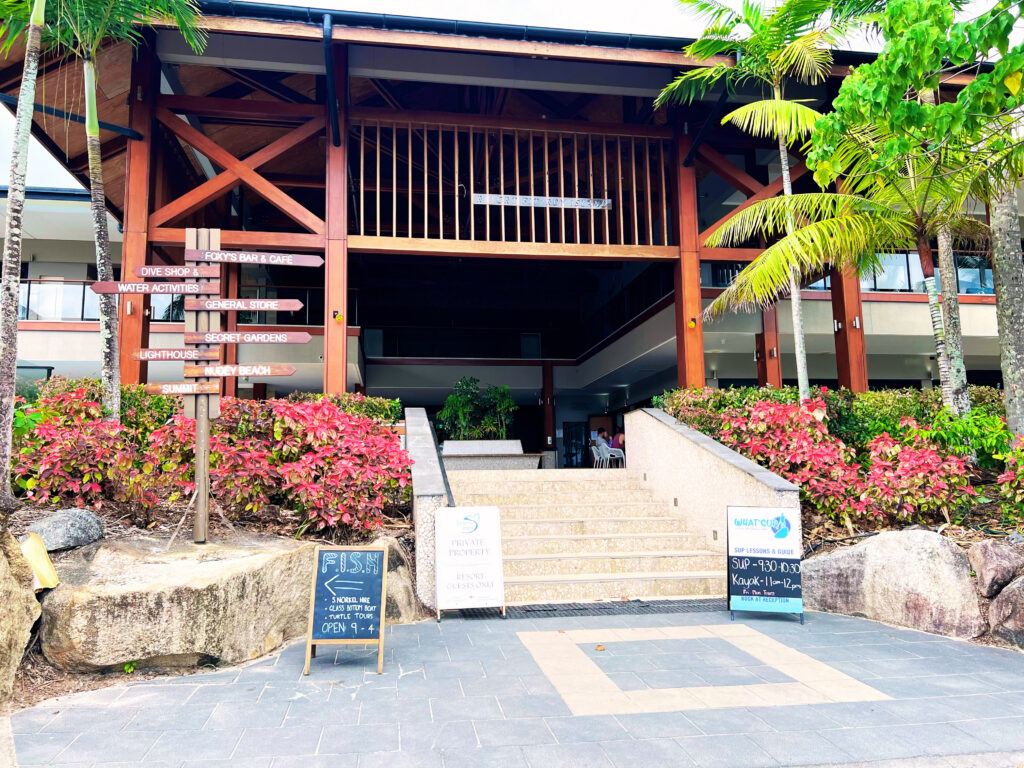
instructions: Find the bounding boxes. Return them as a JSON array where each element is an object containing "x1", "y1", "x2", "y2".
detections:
[{"x1": 726, "y1": 506, "x2": 803, "y2": 618}]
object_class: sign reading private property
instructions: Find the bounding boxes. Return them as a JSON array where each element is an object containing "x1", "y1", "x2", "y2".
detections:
[
  {"x1": 304, "y1": 545, "x2": 388, "y2": 675},
  {"x1": 727, "y1": 506, "x2": 803, "y2": 619},
  {"x1": 185, "y1": 248, "x2": 324, "y2": 267},
  {"x1": 91, "y1": 281, "x2": 221, "y2": 295},
  {"x1": 435, "y1": 507, "x2": 505, "y2": 616}
]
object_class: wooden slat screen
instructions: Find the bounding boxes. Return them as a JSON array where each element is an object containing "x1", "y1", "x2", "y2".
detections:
[{"x1": 349, "y1": 118, "x2": 675, "y2": 247}]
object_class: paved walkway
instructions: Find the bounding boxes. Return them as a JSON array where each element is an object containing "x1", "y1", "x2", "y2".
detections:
[{"x1": 9, "y1": 609, "x2": 1024, "y2": 768}]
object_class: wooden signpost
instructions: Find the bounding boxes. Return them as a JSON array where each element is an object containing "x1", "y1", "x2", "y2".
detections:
[
  {"x1": 304, "y1": 545, "x2": 388, "y2": 675},
  {"x1": 94, "y1": 228, "x2": 325, "y2": 544}
]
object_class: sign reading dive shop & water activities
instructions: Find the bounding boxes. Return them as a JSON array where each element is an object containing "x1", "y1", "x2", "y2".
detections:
[
  {"x1": 435, "y1": 507, "x2": 505, "y2": 615},
  {"x1": 133, "y1": 264, "x2": 220, "y2": 279},
  {"x1": 185, "y1": 248, "x2": 324, "y2": 267},
  {"x1": 91, "y1": 281, "x2": 221, "y2": 295},
  {"x1": 304, "y1": 545, "x2": 388, "y2": 675},
  {"x1": 727, "y1": 506, "x2": 803, "y2": 617},
  {"x1": 472, "y1": 193, "x2": 612, "y2": 210}
]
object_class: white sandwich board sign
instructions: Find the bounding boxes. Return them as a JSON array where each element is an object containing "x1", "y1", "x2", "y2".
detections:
[{"x1": 435, "y1": 506, "x2": 505, "y2": 619}]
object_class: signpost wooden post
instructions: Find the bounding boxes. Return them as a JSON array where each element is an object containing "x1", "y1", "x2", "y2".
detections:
[{"x1": 304, "y1": 545, "x2": 388, "y2": 675}]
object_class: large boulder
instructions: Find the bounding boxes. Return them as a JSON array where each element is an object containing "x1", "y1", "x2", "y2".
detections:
[
  {"x1": 990, "y1": 576, "x2": 1024, "y2": 648},
  {"x1": 0, "y1": 531, "x2": 41, "y2": 702},
  {"x1": 27, "y1": 508, "x2": 103, "y2": 551},
  {"x1": 968, "y1": 539, "x2": 1024, "y2": 598},
  {"x1": 372, "y1": 535, "x2": 428, "y2": 624},
  {"x1": 803, "y1": 530, "x2": 987, "y2": 638},
  {"x1": 41, "y1": 536, "x2": 315, "y2": 671}
]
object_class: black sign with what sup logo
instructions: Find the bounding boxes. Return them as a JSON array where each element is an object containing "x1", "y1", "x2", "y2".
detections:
[{"x1": 304, "y1": 545, "x2": 388, "y2": 674}]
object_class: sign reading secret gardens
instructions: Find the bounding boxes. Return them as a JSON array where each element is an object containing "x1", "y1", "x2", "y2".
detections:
[{"x1": 726, "y1": 506, "x2": 803, "y2": 621}]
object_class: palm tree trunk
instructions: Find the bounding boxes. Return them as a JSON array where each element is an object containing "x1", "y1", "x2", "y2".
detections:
[
  {"x1": 991, "y1": 184, "x2": 1024, "y2": 434},
  {"x1": 773, "y1": 86, "x2": 810, "y2": 402},
  {"x1": 0, "y1": 0, "x2": 46, "y2": 510},
  {"x1": 937, "y1": 226, "x2": 970, "y2": 415},
  {"x1": 83, "y1": 58, "x2": 120, "y2": 419},
  {"x1": 917, "y1": 233, "x2": 953, "y2": 409}
]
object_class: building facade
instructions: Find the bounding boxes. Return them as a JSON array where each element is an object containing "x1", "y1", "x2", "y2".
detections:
[{"x1": 3, "y1": 3, "x2": 1006, "y2": 461}]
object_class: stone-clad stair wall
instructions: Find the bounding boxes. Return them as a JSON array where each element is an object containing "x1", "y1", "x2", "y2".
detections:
[{"x1": 447, "y1": 469, "x2": 726, "y2": 605}]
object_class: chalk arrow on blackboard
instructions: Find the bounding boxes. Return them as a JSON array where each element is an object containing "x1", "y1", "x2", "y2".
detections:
[{"x1": 324, "y1": 575, "x2": 361, "y2": 596}]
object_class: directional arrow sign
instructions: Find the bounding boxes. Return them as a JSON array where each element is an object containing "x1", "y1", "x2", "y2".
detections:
[
  {"x1": 91, "y1": 281, "x2": 221, "y2": 295},
  {"x1": 184, "y1": 331, "x2": 313, "y2": 345},
  {"x1": 183, "y1": 298, "x2": 304, "y2": 312},
  {"x1": 143, "y1": 381, "x2": 220, "y2": 396},
  {"x1": 184, "y1": 363, "x2": 296, "y2": 378},
  {"x1": 133, "y1": 264, "x2": 220, "y2": 279},
  {"x1": 133, "y1": 348, "x2": 220, "y2": 362},
  {"x1": 185, "y1": 249, "x2": 324, "y2": 268}
]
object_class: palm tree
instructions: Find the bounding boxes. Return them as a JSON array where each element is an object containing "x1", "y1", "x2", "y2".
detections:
[
  {"x1": 47, "y1": 0, "x2": 205, "y2": 417},
  {"x1": 656, "y1": 0, "x2": 859, "y2": 401},
  {"x1": 701, "y1": 126, "x2": 986, "y2": 405},
  {"x1": 0, "y1": 0, "x2": 48, "y2": 505}
]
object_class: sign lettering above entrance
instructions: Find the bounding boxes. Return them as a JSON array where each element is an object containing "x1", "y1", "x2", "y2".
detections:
[
  {"x1": 91, "y1": 281, "x2": 221, "y2": 295},
  {"x1": 184, "y1": 298, "x2": 304, "y2": 312},
  {"x1": 133, "y1": 348, "x2": 219, "y2": 362},
  {"x1": 435, "y1": 506, "x2": 505, "y2": 618},
  {"x1": 143, "y1": 381, "x2": 220, "y2": 396},
  {"x1": 727, "y1": 505, "x2": 803, "y2": 620},
  {"x1": 184, "y1": 331, "x2": 313, "y2": 345},
  {"x1": 132, "y1": 265, "x2": 220, "y2": 279},
  {"x1": 184, "y1": 363, "x2": 296, "y2": 378},
  {"x1": 472, "y1": 193, "x2": 612, "y2": 210},
  {"x1": 185, "y1": 249, "x2": 325, "y2": 268},
  {"x1": 304, "y1": 545, "x2": 388, "y2": 675}
]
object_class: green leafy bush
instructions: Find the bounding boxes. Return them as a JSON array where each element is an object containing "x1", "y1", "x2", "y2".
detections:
[
  {"x1": 998, "y1": 438, "x2": 1024, "y2": 521},
  {"x1": 911, "y1": 408, "x2": 1013, "y2": 470},
  {"x1": 287, "y1": 391, "x2": 403, "y2": 424},
  {"x1": 436, "y1": 377, "x2": 518, "y2": 440}
]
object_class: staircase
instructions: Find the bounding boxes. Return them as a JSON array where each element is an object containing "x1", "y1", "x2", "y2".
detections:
[{"x1": 447, "y1": 469, "x2": 727, "y2": 605}]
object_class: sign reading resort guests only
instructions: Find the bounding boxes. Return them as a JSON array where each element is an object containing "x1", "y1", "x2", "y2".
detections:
[
  {"x1": 435, "y1": 506, "x2": 506, "y2": 619},
  {"x1": 726, "y1": 506, "x2": 803, "y2": 621}
]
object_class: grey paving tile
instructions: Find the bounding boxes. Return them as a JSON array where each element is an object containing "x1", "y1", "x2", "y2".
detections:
[
  {"x1": 13, "y1": 732, "x2": 79, "y2": 765},
  {"x1": 187, "y1": 683, "x2": 266, "y2": 704},
  {"x1": 606, "y1": 671, "x2": 646, "y2": 691},
  {"x1": 10, "y1": 707, "x2": 59, "y2": 734},
  {"x1": 205, "y1": 701, "x2": 289, "y2": 730},
  {"x1": 483, "y1": 659, "x2": 543, "y2": 677},
  {"x1": 747, "y1": 665, "x2": 796, "y2": 683},
  {"x1": 750, "y1": 729, "x2": 857, "y2": 765},
  {"x1": 55, "y1": 731, "x2": 160, "y2": 763},
  {"x1": 399, "y1": 720, "x2": 478, "y2": 752},
  {"x1": 684, "y1": 707, "x2": 774, "y2": 736},
  {"x1": 614, "y1": 712, "x2": 702, "y2": 739},
  {"x1": 180, "y1": 759, "x2": 273, "y2": 767},
  {"x1": 42, "y1": 706, "x2": 138, "y2": 732},
  {"x1": 814, "y1": 700, "x2": 901, "y2": 727},
  {"x1": 430, "y1": 695, "x2": 502, "y2": 723},
  {"x1": 271, "y1": 756, "x2": 358, "y2": 768},
  {"x1": 520, "y1": 675, "x2": 558, "y2": 696},
  {"x1": 475, "y1": 718, "x2": 555, "y2": 747},
  {"x1": 233, "y1": 725, "x2": 322, "y2": 758},
  {"x1": 522, "y1": 742, "x2": 613, "y2": 768},
  {"x1": 871, "y1": 674, "x2": 1002, "y2": 698},
  {"x1": 113, "y1": 684, "x2": 200, "y2": 708},
  {"x1": 544, "y1": 715, "x2": 629, "y2": 743},
  {"x1": 443, "y1": 745, "x2": 528, "y2": 768},
  {"x1": 460, "y1": 675, "x2": 528, "y2": 696},
  {"x1": 125, "y1": 703, "x2": 216, "y2": 731},
  {"x1": 589, "y1": 654, "x2": 659, "y2": 674},
  {"x1": 498, "y1": 694, "x2": 572, "y2": 719},
  {"x1": 358, "y1": 750, "x2": 443, "y2": 768},
  {"x1": 599, "y1": 737, "x2": 697, "y2": 767},
  {"x1": 676, "y1": 733, "x2": 777, "y2": 768},
  {"x1": 694, "y1": 667, "x2": 765, "y2": 686},
  {"x1": 745, "y1": 704, "x2": 840, "y2": 732},
  {"x1": 47, "y1": 687, "x2": 127, "y2": 709},
  {"x1": 357, "y1": 697, "x2": 431, "y2": 724},
  {"x1": 820, "y1": 724, "x2": 984, "y2": 762},
  {"x1": 145, "y1": 728, "x2": 243, "y2": 762},
  {"x1": 422, "y1": 661, "x2": 486, "y2": 680},
  {"x1": 394, "y1": 674, "x2": 463, "y2": 700},
  {"x1": 951, "y1": 717, "x2": 1024, "y2": 751},
  {"x1": 284, "y1": 699, "x2": 360, "y2": 727},
  {"x1": 259, "y1": 682, "x2": 333, "y2": 703},
  {"x1": 319, "y1": 724, "x2": 399, "y2": 754},
  {"x1": 637, "y1": 669, "x2": 707, "y2": 688}
]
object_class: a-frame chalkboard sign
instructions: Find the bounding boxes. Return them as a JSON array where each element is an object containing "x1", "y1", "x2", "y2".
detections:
[{"x1": 303, "y1": 545, "x2": 389, "y2": 675}]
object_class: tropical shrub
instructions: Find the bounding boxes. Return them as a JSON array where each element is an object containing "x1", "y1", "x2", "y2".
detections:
[
  {"x1": 437, "y1": 376, "x2": 519, "y2": 440},
  {"x1": 997, "y1": 437, "x2": 1024, "y2": 521},
  {"x1": 287, "y1": 391, "x2": 403, "y2": 424},
  {"x1": 911, "y1": 408, "x2": 1014, "y2": 471}
]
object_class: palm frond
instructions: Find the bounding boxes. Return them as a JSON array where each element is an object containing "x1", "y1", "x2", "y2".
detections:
[
  {"x1": 656, "y1": 64, "x2": 734, "y2": 107},
  {"x1": 721, "y1": 98, "x2": 823, "y2": 143},
  {"x1": 771, "y1": 30, "x2": 832, "y2": 84}
]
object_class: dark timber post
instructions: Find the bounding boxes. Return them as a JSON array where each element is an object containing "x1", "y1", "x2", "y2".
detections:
[
  {"x1": 830, "y1": 267, "x2": 869, "y2": 392},
  {"x1": 324, "y1": 39, "x2": 349, "y2": 394},
  {"x1": 673, "y1": 132, "x2": 705, "y2": 388}
]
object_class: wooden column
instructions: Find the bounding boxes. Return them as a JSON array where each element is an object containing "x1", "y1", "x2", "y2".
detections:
[
  {"x1": 756, "y1": 304, "x2": 783, "y2": 387},
  {"x1": 541, "y1": 360, "x2": 555, "y2": 450},
  {"x1": 324, "y1": 45, "x2": 348, "y2": 394},
  {"x1": 222, "y1": 263, "x2": 239, "y2": 397},
  {"x1": 830, "y1": 267, "x2": 869, "y2": 392},
  {"x1": 119, "y1": 41, "x2": 157, "y2": 384},
  {"x1": 674, "y1": 133, "x2": 705, "y2": 388}
]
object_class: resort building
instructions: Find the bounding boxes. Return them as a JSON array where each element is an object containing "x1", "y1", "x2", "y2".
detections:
[{"x1": 3, "y1": 2, "x2": 1009, "y2": 461}]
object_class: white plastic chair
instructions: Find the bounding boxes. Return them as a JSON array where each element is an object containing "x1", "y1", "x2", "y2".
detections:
[
  {"x1": 607, "y1": 446, "x2": 626, "y2": 468},
  {"x1": 590, "y1": 445, "x2": 608, "y2": 468},
  {"x1": 598, "y1": 443, "x2": 622, "y2": 469}
]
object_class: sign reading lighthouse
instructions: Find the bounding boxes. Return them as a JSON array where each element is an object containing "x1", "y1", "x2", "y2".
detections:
[{"x1": 726, "y1": 506, "x2": 803, "y2": 621}]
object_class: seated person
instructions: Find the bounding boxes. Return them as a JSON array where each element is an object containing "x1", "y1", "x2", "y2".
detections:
[
  {"x1": 594, "y1": 427, "x2": 611, "y2": 449},
  {"x1": 610, "y1": 431, "x2": 625, "y2": 450}
]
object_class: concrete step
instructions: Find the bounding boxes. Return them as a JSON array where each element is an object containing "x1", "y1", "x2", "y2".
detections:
[
  {"x1": 502, "y1": 517, "x2": 687, "y2": 537},
  {"x1": 504, "y1": 571, "x2": 726, "y2": 605},
  {"x1": 498, "y1": 503, "x2": 673, "y2": 521},
  {"x1": 503, "y1": 550, "x2": 724, "y2": 577},
  {"x1": 502, "y1": 532, "x2": 704, "y2": 556},
  {"x1": 455, "y1": 490, "x2": 657, "y2": 506},
  {"x1": 448, "y1": 469, "x2": 640, "y2": 483},
  {"x1": 448, "y1": 478, "x2": 650, "y2": 494}
]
